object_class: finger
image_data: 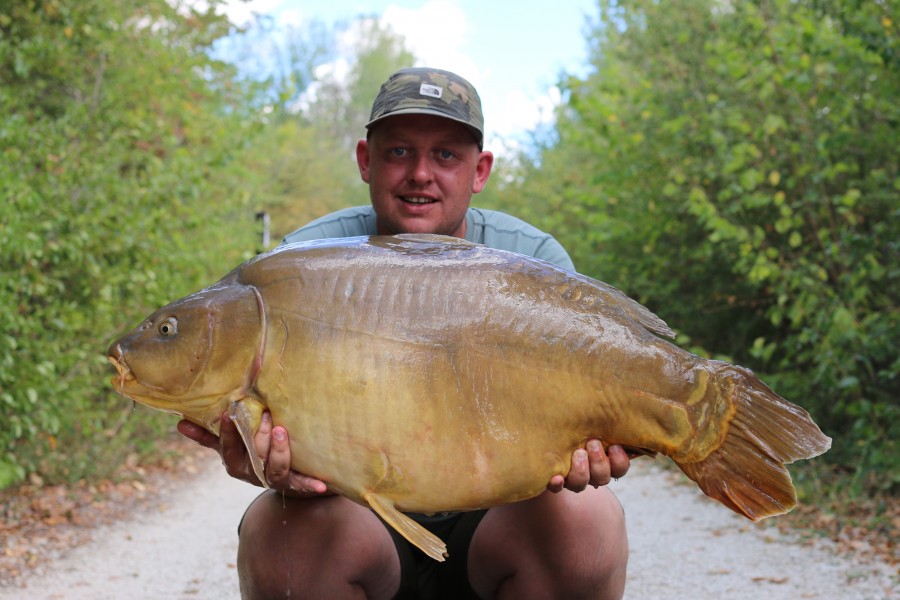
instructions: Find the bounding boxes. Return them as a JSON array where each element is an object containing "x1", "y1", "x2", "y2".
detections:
[
  {"x1": 265, "y1": 425, "x2": 293, "y2": 489},
  {"x1": 606, "y1": 444, "x2": 631, "y2": 480},
  {"x1": 265, "y1": 427, "x2": 328, "y2": 495},
  {"x1": 586, "y1": 439, "x2": 612, "y2": 487},
  {"x1": 564, "y1": 448, "x2": 590, "y2": 492},
  {"x1": 176, "y1": 419, "x2": 219, "y2": 450},
  {"x1": 546, "y1": 474, "x2": 565, "y2": 494},
  {"x1": 287, "y1": 472, "x2": 329, "y2": 496},
  {"x1": 254, "y1": 411, "x2": 273, "y2": 460}
]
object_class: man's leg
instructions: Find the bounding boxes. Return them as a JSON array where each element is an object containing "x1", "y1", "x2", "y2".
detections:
[
  {"x1": 467, "y1": 487, "x2": 628, "y2": 600},
  {"x1": 237, "y1": 491, "x2": 401, "y2": 600}
]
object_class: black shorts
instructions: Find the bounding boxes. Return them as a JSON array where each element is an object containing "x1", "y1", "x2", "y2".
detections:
[{"x1": 383, "y1": 510, "x2": 487, "y2": 600}]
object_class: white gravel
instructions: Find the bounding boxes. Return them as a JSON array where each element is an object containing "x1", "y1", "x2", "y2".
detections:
[
  {"x1": 0, "y1": 457, "x2": 260, "y2": 600},
  {"x1": 610, "y1": 463, "x2": 897, "y2": 600},
  {"x1": 2, "y1": 458, "x2": 896, "y2": 599}
]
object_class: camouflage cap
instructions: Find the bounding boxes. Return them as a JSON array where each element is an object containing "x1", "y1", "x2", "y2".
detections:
[{"x1": 366, "y1": 67, "x2": 484, "y2": 149}]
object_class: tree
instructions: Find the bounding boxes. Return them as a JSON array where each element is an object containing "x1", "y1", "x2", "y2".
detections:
[
  {"x1": 496, "y1": 0, "x2": 899, "y2": 492},
  {"x1": 0, "y1": 0, "x2": 263, "y2": 486}
]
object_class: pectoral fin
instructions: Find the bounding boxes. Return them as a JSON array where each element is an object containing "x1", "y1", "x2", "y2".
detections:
[
  {"x1": 228, "y1": 399, "x2": 268, "y2": 489},
  {"x1": 364, "y1": 493, "x2": 448, "y2": 562}
]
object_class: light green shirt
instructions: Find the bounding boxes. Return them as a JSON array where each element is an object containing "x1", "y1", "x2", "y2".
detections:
[{"x1": 281, "y1": 206, "x2": 575, "y2": 270}]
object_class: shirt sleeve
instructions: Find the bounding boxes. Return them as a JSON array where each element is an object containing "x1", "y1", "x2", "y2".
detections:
[
  {"x1": 466, "y1": 208, "x2": 576, "y2": 270},
  {"x1": 281, "y1": 206, "x2": 377, "y2": 244},
  {"x1": 531, "y1": 237, "x2": 575, "y2": 271}
]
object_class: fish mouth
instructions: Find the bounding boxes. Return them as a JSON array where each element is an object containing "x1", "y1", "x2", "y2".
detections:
[{"x1": 107, "y1": 344, "x2": 136, "y2": 391}]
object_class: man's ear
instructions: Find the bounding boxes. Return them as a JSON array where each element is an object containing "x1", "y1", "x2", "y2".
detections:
[
  {"x1": 356, "y1": 139, "x2": 371, "y2": 183},
  {"x1": 472, "y1": 150, "x2": 494, "y2": 194}
]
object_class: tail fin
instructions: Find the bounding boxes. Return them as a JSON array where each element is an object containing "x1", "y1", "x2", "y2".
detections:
[{"x1": 675, "y1": 363, "x2": 831, "y2": 521}]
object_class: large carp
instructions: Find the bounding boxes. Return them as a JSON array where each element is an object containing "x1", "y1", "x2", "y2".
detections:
[{"x1": 107, "y1": 234, "x2": 830, "y2": 561}]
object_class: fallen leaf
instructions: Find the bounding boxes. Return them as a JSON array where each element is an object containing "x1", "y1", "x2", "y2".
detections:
[{"x1": 752, "y1": 576, "x2": 789, "y2": 584}]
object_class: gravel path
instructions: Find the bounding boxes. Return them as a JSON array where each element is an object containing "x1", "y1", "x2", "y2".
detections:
[
  {"x1": 2, "y1": 458, "x2": 896, "y2": 599},
  {"x1": 0, "y1": 458, "x2": 260, "y2": 600},
  {"x1": 610, "y1": 463, "x2": 897, "y2": 599}
]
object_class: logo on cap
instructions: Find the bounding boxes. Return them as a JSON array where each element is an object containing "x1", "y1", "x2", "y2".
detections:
[{"x1": 419, "y1": 83, "x2": 443, "y2": 99}]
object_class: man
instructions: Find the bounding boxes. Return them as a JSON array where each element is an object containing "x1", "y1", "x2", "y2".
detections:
[{"x1": 179, "y1": 68, "x2": 630, "y2": 599}]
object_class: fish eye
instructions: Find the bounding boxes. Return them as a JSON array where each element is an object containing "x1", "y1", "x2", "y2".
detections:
[{"x1": 158, "y1": 317, "x2": 178, "y2": 337}]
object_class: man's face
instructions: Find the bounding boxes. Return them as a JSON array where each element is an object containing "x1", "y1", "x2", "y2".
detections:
[{"x1": 356, "y1": 114, "x2": 493, "y2": 237}]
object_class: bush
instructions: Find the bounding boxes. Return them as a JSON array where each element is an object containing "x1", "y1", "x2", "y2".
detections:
[{"x1": 0, "y1": 0, "x2": 262, "y2": 487}]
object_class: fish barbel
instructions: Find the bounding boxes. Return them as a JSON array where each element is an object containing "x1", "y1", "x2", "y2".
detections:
[{"x1": 107, "y1": 234, "x2": 831, "y2": 561}]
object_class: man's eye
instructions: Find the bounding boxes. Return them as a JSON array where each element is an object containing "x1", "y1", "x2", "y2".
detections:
[
  {"x1": 438, "y1": 150, "x2": 455, "y2": 160},
  {"x1": 390, "y1": 148, "x2": 407, "y2": 157}
]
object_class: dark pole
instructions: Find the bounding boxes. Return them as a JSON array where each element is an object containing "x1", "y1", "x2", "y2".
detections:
[{"x1": 255, "y1": 211, "x2": 270, "y2": 253}]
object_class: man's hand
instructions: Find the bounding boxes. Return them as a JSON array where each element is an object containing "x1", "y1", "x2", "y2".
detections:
[
  {"x1": 176, "y1": 411, "x2": 330, "y2": 498},
  {"x1": 547, "y1": 440, "x2": 630, "y2": 493}
]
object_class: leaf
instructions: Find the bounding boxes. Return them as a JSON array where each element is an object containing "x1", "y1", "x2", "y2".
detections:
[
  {"x1": 763, "y1": 114, "x2": 786, "y2": 134},
  {"x1": 0, "y1": 461, "x2": 24, "y2": 490}
]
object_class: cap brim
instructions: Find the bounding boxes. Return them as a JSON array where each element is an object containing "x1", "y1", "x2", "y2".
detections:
[{"x1": 366, "y1": 108, "x2": 483, "y2": 148}]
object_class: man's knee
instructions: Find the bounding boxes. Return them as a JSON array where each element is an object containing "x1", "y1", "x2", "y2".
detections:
[
  {"x1": 470, "y1": 488, "x2": 628, "y2": 599},
  {"x1": 575, "y1": 488, "x2": 627, "y2": 591},
  {"x1": 543, "y1": 490, "x2": 627, "y2": 595},
  {"x1": 237, "y1": 492, "x2": 401, "y2": 600},
  {"x1": 237, "y1": 492, "x2": 317, "y2": 598}
]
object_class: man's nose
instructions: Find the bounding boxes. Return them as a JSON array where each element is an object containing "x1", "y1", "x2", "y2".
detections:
[{"x1": 408, "y1": 154, "x2": 434, "y2": 185}]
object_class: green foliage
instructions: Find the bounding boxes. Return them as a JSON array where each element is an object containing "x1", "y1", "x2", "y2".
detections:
[
  {"x1": 0, "y1": 0, "x2": 262, "y2": 486},
  {"x1": 494, "y1": 0, "x2": 899, "y2": 494}
]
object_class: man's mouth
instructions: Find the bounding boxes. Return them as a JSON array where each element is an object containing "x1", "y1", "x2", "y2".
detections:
[{"x1": 401, "y1": 196, "x2": 438, "y2": 205}]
